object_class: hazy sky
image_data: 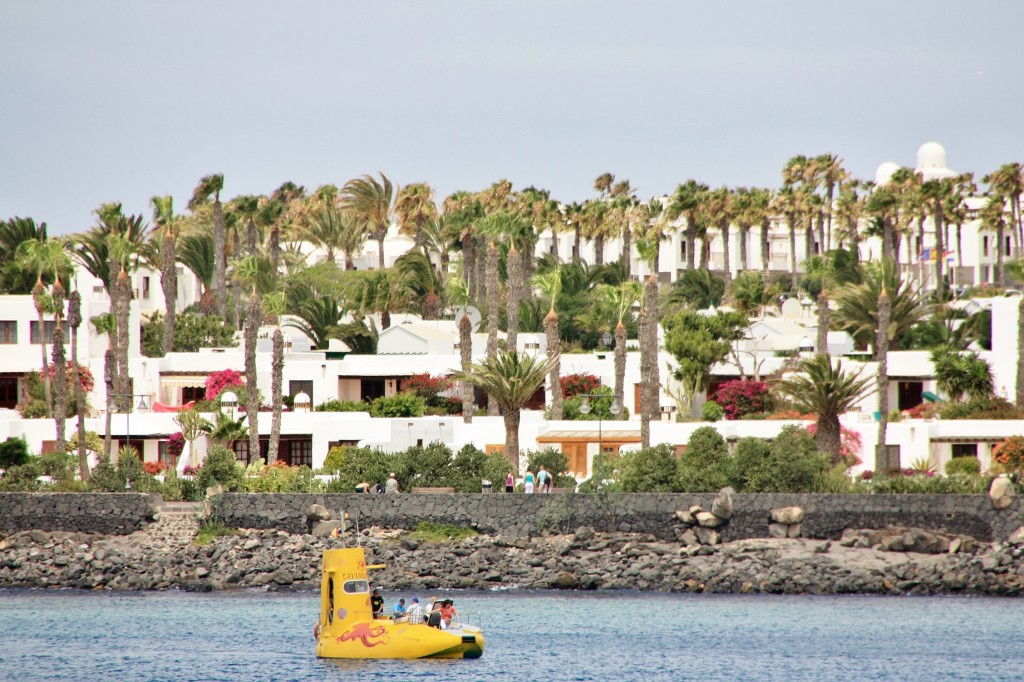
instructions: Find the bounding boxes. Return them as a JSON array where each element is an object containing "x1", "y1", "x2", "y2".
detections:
[{"x1": 2, "y1": 1, "x2": 1021, "y2": 235}]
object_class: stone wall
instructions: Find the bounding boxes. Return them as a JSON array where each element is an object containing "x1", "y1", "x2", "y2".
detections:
[
  {"x1": 2, "y1": 492, "x2": 1020, "y2": 541},
  {"x1": 0, "y1": 493, "x2": 154, "y2": 535},
  {"x1": 217, "y1": 492, "x2": 1024, "y2": 542}
]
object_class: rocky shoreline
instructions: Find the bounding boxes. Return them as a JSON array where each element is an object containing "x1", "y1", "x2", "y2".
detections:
[{"x1": 3, "y1": 520, "x2": 1024, "y2": 596}]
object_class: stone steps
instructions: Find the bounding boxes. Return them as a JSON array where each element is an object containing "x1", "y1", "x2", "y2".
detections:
[{"x1": 141, "y1": 503, "x2": 204, "y2": 547}]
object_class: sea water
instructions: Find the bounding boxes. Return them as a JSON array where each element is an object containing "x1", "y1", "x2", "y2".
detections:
[{"x1": 2, "y1": 589, "x2": 1023, "y2": 681}]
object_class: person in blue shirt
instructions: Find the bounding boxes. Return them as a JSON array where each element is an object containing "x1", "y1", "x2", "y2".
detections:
[{"x1": 392, "y1": 598, "x2": 407, "y2": 621}]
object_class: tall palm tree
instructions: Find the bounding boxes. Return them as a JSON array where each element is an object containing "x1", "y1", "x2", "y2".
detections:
[
  {"x1": 777, "y1": 353, "x2": 875, "y2": 463},
  {"x1": 984, "y1": 163, "x2": 1024, "y2": 256},
  {"x1": 188, "y1": 174, "x2": 227, "y2": 318},
  {"x1": 0, "y1": 217, "x2": 49, "y2": 294},
  {"x1": 50, "y1": 279, "x2": 68, "y2": 454},
  {"x1": 667, "y1": 179, "x2": 709, "y2": 271},
  {"x1": 235, "y1": 256, "x2": 263, "y2": 463},
  {"x1": 447, "y1": 277, "x2": 476, "y2": 424},
  {"x1": 635, "y1": 230, "x2": 660, "y2": 449},
  {"x1": 151, "y1": 195, "x2": 180, "y2": 355},
  {"x1": 67, "y1": 290, "x2": 89, "y2": 481},
  {"x1": 773, "y1": 185, "x2": 802, "y2": 289},
  {"x1": 980, "y1": 194, "x2": 1008, "y2": 286},
  {"x1": 816, "y1": 153, "x2": 847, "y2": 250},
  {"x1": 297, "y1": 204, "x2": 359, "y2": 266},
  {"x1": 703, "y1": 186, "x2": 735, "y2": 281},
  {"x1": 533, "y1": 268, "x2": 563, "y2": 420},
  {"x1": 350, "y1": 269, "x2": 413, "y2": 331},
  {"x1": 875, "y1": 288, "x2": 891, "y2": 470},
  {"x1": 341, "y1": 173, "x2": 396, "y2": 270},
  {"x1": 263, "y1": 291, "x2": 286, "y2": 463},
  {"x1": 18, "y1": 237, "x2": 71, "y2": 418},
  {"x1": 600, "y1": 279, "x2": 642, "y2": 412},
  {"x1": 456, "y1": 349, "x2": 557, "y2": 472},
  {"x1": 394, "y1": 182, "x2": 437, "y2": 249}
]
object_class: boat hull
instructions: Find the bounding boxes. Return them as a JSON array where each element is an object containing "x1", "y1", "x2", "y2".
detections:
[{"x1": 316, "y1": 620, "x2": 484, "y2": 659}]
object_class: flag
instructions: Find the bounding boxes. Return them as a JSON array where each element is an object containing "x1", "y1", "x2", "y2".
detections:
[{"x1": 918, "y1": 248, "x2": 932, "y2": 262}]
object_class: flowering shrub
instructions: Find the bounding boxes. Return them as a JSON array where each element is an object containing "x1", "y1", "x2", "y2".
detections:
[
  {"x1": 182, "y1": 465, "x2": 199, "y2": 476},
  {"x1": 560, "y1": 373, "x2": 601, "y2": 400},
  {"x1": 711, "y1": 380, "x2": 774, "y2": 420},
  {"x1": 167, "y1": 433, "x2": 185, "y2": 461},
  {"x1": 993, "y1": 435, "x2": 1024, "y2": 473},
  {"x1": 143, "y1": 461, "x2": 167, "y2": 475},
  {"x1": 805, "y1": 423, "x2": 863, "y2": 467},
  {"x1": 764, "y1": 409, "x2": 814, "y2": 420},
  {"x1": 903, "y1": 402, "x2": 938, "y2": 419},
  {"x1": 402, "y1": 373, "x2": 453, "y2": 403},
  {"x1": 45, "y1": 362, "x2": 95, "y2": 393},
  {"x1": 205, "y1": 369, "x2": 244, "y2": 401}
]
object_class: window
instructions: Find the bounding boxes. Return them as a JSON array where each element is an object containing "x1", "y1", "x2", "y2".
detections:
[
  {"x1": 142, "y1": 276, "x2": 151, "y2": 299},
  {"x1": 289, "y1": 439, "x2": 313, "y2": 467},
  {"x1": 951, "y1": 443, "x2": 978, "y2": 459},
  {"x1": 680, "y1": 241, "x2": 687, "y2": 259},
  {"x1": 182, "y1": 386, "x2": 205, "y2": 404},
  {"x1": 983, "y1": 236, "x2": 990, "y2": 257},
  {"x1": 0, "y1": 321, "x2": 16, "y2": 344},
  {"x1": 158, "y1": 440, "x2": 173, "y2": 467},
  {"x1": 1007, "y1": 236, "x2": 1013, "y2": 257},
  {"x1": 343, "y1": 580, "x2": 369, "y2": 594},
  {"x1": 0, "y1": 377, "x2": 17, "y2": 409},
  {"x1": 29, "y1": 320, "x2": 57, "y2": 344},
  {"x1": 233, "y1": 440, "x2": 250, "y2": 465}
]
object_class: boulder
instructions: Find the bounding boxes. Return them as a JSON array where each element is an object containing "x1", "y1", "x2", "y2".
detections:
[
  {"x1": 1007, "y1": 527, "x2": 1024, "y2": 545},
  {"x1": 679, "y1": 529, "x2": 698, "y2": 546},
  {"x1": 573, "y1": 526, "x2": 595, "y2": 542},
  {"x1": 694, "y1": 527, "x2": 720, "y2": 545},
  {"x1": 770, "y1": 507, "x2": 804, "y2": 524},
  {"x1": 695, "y1": 512, "x2": 725, "y2": 528},
  {"x1": 675, "y1": 510, "x2": 696, "y2": 525},
  {"x1": 306, "y1": 504, "x2": 332, "y2": 522},
  {"x1": 768, "y1": 523, "x2": 789, "y2": 539},
  {"x1": 711, "y1": 487, "x2": 734, "y2": 520},
  {"x1": 786, "y1": 523, "x2": 801, "y2": 539},
  {"x1": 311, "y1": 521, "x2": 341, "y2": 538},
  {"x1": 990, "y1": 476, "x2": 1015, "y2": 510},
  {"x1": 548, "y1": 571, "x2": 578, "y2": 589}
]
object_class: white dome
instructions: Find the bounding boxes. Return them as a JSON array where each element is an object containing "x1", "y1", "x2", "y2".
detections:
[
  {"x1": 917, "y1": 141, "x2": 947, "y2": 170},
  {"x1": 875, "y1": 162, "x2": 901, "y2": 185}
]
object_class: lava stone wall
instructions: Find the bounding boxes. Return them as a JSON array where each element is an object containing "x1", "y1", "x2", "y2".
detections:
[
  {"x1": 217, "y1": 492, "x2": 1024, "y2": 542},
  {"x1": 0, "y1": 493, "x2": 154, "y2": 535}
]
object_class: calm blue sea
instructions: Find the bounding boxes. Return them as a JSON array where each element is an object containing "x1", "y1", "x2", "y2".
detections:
[{"x1": 1, "y1": 589, "x2": 1023, "y2": 681}]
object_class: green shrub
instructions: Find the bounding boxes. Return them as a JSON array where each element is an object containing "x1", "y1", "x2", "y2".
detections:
[
  {"x1": 316, "y1": 399, "x2": 371, "y2": 412},
  {"x1": 241, "y1": 461, "x2": 319, "y2": 493},
  {"x1": 0, "y1": 437, "x2": 30, "y2": 467},
  {"x1": 677, "y1": 427, "x2": 731, "y2": 491},
  {"x1": 743, "y1": 425, "x2": 830, "y2": 492},
  {"x1": 702, "y1": 401, "x2": 724, "y2": 422},
  {"x1": 330, "y1": 446, "x2": 396, "y2": 492},
  {"x1": 577, "y1": 453, "x2": 623, "y2": 493},
  {"x1": 194, "y1": 522, "x2": 237, "y2": 546},
  {"x1": 16, "y1": 399, "x2": 48, "y2": 419},
  {"x1": 868, "y1": 471, "x2": 989, "y2": 494},
  {"x1": 370, "y1": 393, "x2": 425, "y2": 418},
  {"x1": 450, "y1": 444, "x2": 509, "y2": 493},
  {"x1": 729, "y1": 437, "x2": 772, "y2": 492},
  {"x1": 197, "y1": 445, "x2": 244, "y2": 492},
  {"x1": 321, "y1": 446, "x2": 346, "y2": 473},
  {"x1": 945, "y1": 456, "x2": 981, "y2": 477},
  {"x1": 938, "y1": 396, "x2": 1022, "y2": 420},
  {"x1": 526, "y1": 448, "x2": 570, "y2": 483},
  {"x1": 0, "y1": 462, "x2": 42, "y2": 491},
  {"x1": 86, "y1": 450, "x2": 159, "y2": 492},
  {"x1": 394, "y1": 442, "x2": 455, "y2": 490},
  {"x1": 37, "y1": 451, "x2": 76, "y2": 481},
  {"x1": 405, "y1": 521, "x2": 477, "y2": 544},
  {"x1": 620, "y1": 443, "x2": 679, "y2": 492}
]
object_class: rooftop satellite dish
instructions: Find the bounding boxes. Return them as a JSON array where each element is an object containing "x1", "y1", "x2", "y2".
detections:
[{"x1": 454, "y1": 306, "x2": 482, "y2": 331}]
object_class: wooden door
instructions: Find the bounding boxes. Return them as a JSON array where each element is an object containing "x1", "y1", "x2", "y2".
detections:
[{"x1": 561, "y1": 443, "x2": 588, "y2": 478}]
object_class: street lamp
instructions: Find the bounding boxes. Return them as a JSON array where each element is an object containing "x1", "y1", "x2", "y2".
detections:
[
  {"x1": 577, "y1": 393, "x2": 623, "y2": 460},
  {"x1": 293, "y1": 391, "x2": 311, "y2": 413},
  {"x1": 220, "y1": 390, "x2": 238, "y2": 419},
  {"x1": 113, "y1": 393, "x2": 149, "y2": 491},
  {"x1": 600, "y1": 331, "x2": 613, "y2": 349}
]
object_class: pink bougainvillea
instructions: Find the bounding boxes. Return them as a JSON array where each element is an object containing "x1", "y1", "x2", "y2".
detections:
[
  {"x1": 205, "y1": 369, "x2": 245, "y2": 401},
  {"x1": 806, "y1": 423, "x2": 863, "y2": 467},
  {"x1": 711, "y1": 380, "x2": 774, "y2": 420}
]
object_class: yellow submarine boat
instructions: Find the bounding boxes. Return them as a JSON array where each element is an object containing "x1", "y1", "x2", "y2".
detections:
[{"x1": 315, "y1": 546, "x2": 485, "y2": 659}]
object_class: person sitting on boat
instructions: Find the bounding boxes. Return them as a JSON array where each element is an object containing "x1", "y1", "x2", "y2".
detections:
[
  {"x1": 406, "y1": 597, "x2": 425, "y2": 624},
  {"x1": 439, "y1": 599, "x2": 458, "y2": 627},
  {"x1": 371, "y1": 588, "x2": 384, "y2": 619},
  {"x1": 426, "y1": 598, "x2": 446, "y2": 629},
  {"x1": 392, "y1": 598, "x2": 407, "y2": 621}
]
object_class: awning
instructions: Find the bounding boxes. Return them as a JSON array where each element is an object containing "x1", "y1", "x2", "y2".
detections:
[{"x1": 159, "y1": 375, "x2": 208, "y2": 389}]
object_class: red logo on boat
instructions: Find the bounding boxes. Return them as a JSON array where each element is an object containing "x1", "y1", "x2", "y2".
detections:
[{"x1": 338, "y1": 622, "x2": 390, "y2": 648}]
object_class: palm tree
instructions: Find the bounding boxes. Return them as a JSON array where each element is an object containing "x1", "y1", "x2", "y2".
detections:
[
  {"x1": 703, "y1": 186, "x2": 735, "y2": 281},
  {"x1": 667, "y1": 179, "x2": 709, "y2": 271},
  {"x1": 151, "y1": 195, "x2": 180, "y2": 355},
  {"x1": 266, "y1": 293, "x2": 286, "y2": 464},
  {"x1": 875, "y1": 287, "x2": 891, "y2": 470},
  {"x1": 816, "y1": 153, "x2": 847, "y2": 250},
  {"x1": 599, "y1": 280, "x2": 642, "y2": 412},
  {"x1": 447, "y1": 277, "x2": 476, "y2": 423},
  {"x1": 350, "y1": 269, "x2": 413, "y2": 331},
  {"x1": 297, "y1": 204, "x2": 360, "y2": 266},
  {"x1": 635, "y1": 229, "x2": 661, "y2": 449},
  {"x1": 773, "y1": 185, "x2": 802, "y2": 289},
  {"x1": 0, "y1": 217, "x2": 48, "y2": 294},
  {"x1": 833, "y1": 259, "x2": 926, "y2": 355},
  {"x1": 980, "y1": 194, "x2": 1008, "y2": 286},
  {"x1": 666, "y1": 269, "x2": 725, "y2": 311},
  {"x1": 285, "y1": 294, "x2": 345, "y2": 349},
  {"x1": 984, "y1": 163, "x2": 1024, "y2": 256},
  {"x1": 394, "y1": 182, "x2": 437, "y2": 248},
  {"x1": 728, "y1": 271, "x2": 778, "y2": 317},
  {"x1": 456, "y1": 350, "x2": 557, "y2": 472},
  {"x1": 67, "y1": 290, "x2": 89, "y2": 481},
  {"x1": 50, "y1": 279, "x2": 68, "y2": 455},
  {"x1": 920, "y1": 178, "x2": 954, "y2": 299},
  {"x1": 533, "y1": 268, "x2": 563, "y2": 420},
  {"x1": 189, "y1": 174, "x2": 227, "y2": 318},
  {"x1": 235, "y1": 256, "x2": 263, "y2": 463},
  {"x1": 176, "y1": 232, "x2": 216, "y2": 310},
  {"x1": 777, "y1": 353, "x2": 875, "y2": 463},
  {"x1": 931, "y1": 349, "x2": 994, "y2": 402},
  {"x1": 341, "y1": 173, "x2": 396, "y2": 270}
]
